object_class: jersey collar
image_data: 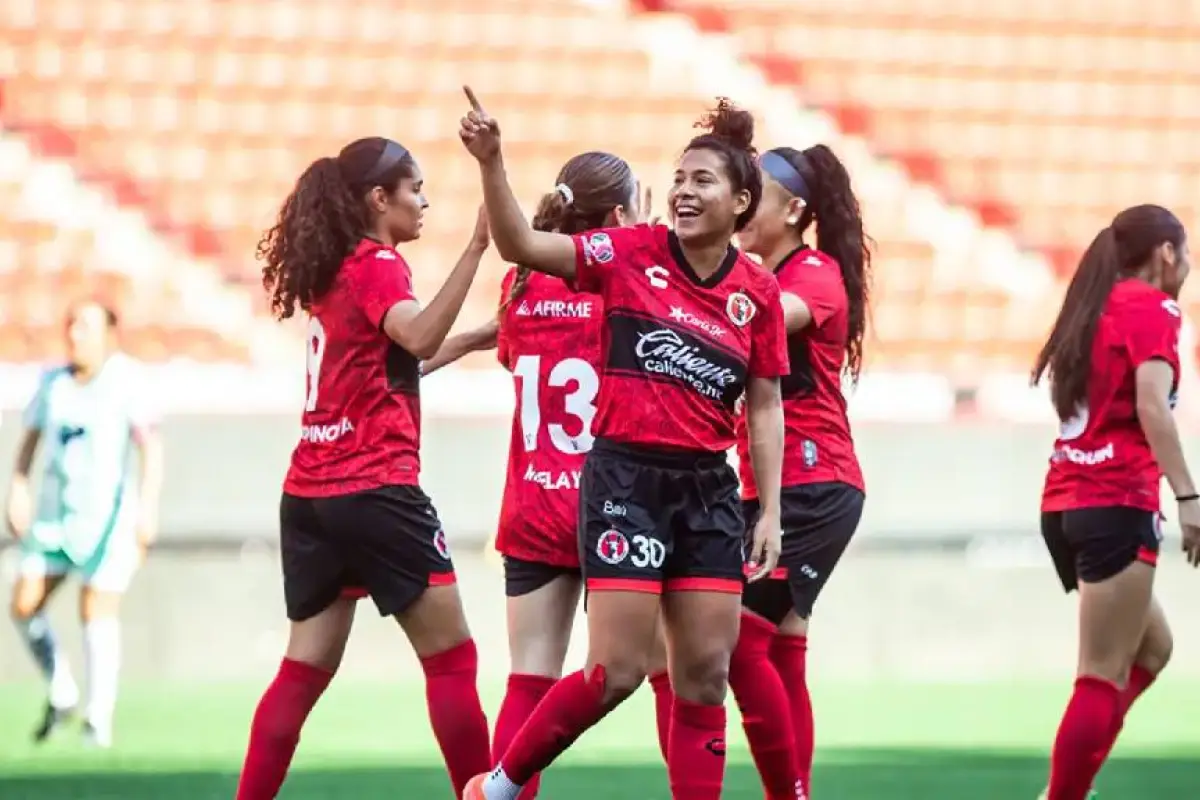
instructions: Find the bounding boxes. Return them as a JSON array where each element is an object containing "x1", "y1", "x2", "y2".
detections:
[{"x1": 667, "y1": 231, "x2": 739, "y2": 289}]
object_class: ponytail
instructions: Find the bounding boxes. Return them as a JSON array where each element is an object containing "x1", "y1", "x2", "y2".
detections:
[
  {"x1": 504, "y1": 187, "x2": 573, "y2": 309},
  {"x1": 1032, "y1": 228, "x2": 1121, "y2": 420},
  {"x1": 258, "y1": 156, "x2": 368, "y2": 320},
  {"x1": 774, "y1": 145, "x2": 873, "y2": 383}
]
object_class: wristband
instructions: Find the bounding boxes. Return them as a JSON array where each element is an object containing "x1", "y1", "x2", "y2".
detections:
[{"x1": 1177, "y1": 494, "x2": 1199, "y2": 502}]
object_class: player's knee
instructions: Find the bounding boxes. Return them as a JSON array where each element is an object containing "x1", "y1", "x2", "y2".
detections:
[
  {"x1": 585, "y1": 658, "x2": 645, "y2": 706},
  {"x1": 670, "y1": 649, "x2": 730, "y2": 706},
  {"x1": 1136, "y1": 629, "x2": 1173, "y2": 676}
]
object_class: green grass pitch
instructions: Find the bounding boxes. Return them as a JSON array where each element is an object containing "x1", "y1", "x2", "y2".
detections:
[{"x1": 2, "y1": 679, "x2": 1198, "y2": 798}]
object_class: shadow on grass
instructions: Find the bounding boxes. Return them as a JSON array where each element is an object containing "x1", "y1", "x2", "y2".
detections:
[{"x1": 2, "y1": 749, "x2": 1197, "y2": 799}]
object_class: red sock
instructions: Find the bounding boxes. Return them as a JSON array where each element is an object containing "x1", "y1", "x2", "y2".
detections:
[
  {"x1": 493, "y1": 673, "x2": 556, "y2": 799},
  {"x1": 499, "y1": 667, "x2": 610, "y2": 785},
  {"x1": 420, "y1": 640, "x2": 492, "y2": 797},
  {"x1": 730, "y1": 613, "x2": 798, "y2": 800},
  {"x1": 648, "y1": 670, "x2": 673, "y2": 765},
  {"x1": 668, "y1": 697, "x2": 727, "y2": 799},
  {"x1": 235, "y1": 658, "x2": 332, "y2": 800},
  {"x1": 1047, "y1": 676, "x2": 1121, "y2": 800},
  {"x1": 1099, "y1": 664, "x2": 1158, "y2": 762},
  {"x1": 771, "y1": 634, "x2": 813, "y2": 796}
]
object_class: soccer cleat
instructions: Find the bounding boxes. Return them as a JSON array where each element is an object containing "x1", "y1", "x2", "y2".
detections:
[
  {"x1": 81, "y1": 721, "x2": 113, "y2": 749},
  {"x1": 32, "y1": 702, "x2": 75, "y2": 743},
  {"x1": 461, "y1": 773, "x2": 488, "y2": 799}
]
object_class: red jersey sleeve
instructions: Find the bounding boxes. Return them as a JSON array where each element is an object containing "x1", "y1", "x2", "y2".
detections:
[
  {"x1": 497, "y1": 267, "x2": 517, "y2": 370},
  {"x1": 1126, "y1": 297, "x2": 1183, "y2": 375},
  {"x1": 749, "y1": 277, "x2": 790, "y2": 379},
  {"x1": 778, "y1": 251, "x2": 843, "y2": 329},
  {"x1": 345, "y1": 248, "x2": 417, "y2": 329},
  {"x1": 569, "y1": 225, "x2": 649, "y2": 294}
]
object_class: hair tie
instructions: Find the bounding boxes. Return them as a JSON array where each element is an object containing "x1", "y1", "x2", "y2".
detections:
[{"x1": 555, "y1": 183, "x2": 574, "y2": 206}]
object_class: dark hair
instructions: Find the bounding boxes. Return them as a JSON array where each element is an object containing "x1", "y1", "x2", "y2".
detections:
[
  {"x1": 684, "y1": 98, "x2": 761, "y2": 231},
  {"x1": 771, "y1": 145, "x2": 873, "y2": 383},
  {"x1": 259, "y1": 137, "x2": 415, "y2": 319},
  {"x1": 1032, "y1": 204, "x2": 1186, "y2": 420},
  {"x1": 505, "y1": 151, "x2": 635, "y2": 307}
]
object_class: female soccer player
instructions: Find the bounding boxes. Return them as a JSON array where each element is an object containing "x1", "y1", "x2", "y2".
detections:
[
  {"x1": 728, "y1": 145, "x2": 871, "y2": 800},
  {"x1": 235, "y1": 137, "x2": 492, "y2": 799},
  {"x1": 459, "y1": 89, "x2": 789, "y2": 800},
  {"x1": 1032, "y1": 204, "x2": 1200, "y2": 800},
  {"x1": 6, "y1": 299, "x2": 163, "y2": 749},
  {"x1": 423, "y1": 159, "x2": 676, "y2": 793}
]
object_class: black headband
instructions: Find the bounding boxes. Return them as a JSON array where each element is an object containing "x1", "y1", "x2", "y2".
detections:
[
  {"x1": 359, "y1": 139, "x2": 410, "y2": 186},
  {"x1": 760, "y1": 150, "x2": 809, "y2": 200}
]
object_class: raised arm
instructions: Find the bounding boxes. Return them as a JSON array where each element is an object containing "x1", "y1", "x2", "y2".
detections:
[
  {"x1": 377, "y1": 206, "x2": 490, "y2": 360},
  {"x1": 459, "y1": 86, "x2": 578, "y2": 279},
  {"x1": 421, "y1": 318, "x2": 500, "y2": 376}
]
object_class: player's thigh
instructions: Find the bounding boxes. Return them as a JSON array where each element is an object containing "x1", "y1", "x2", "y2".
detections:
[
  {"x1": 504, "y1": 557, "x2": 581, "y2": 678},
  {"x1": 280, "y1": 492, "x2": 352, "y2": 625},
  {"x1": 662, "y1": 589, "x2": 742, "y2": 704},
  {"x1": 585, "y1": 589, "x2": 663, "y2": 702},
  {"x1": 1134, "y1": 594, "x2": 1173, "y2": 674},
  {"x1": 78, "y1": 531, "x2": 142, "y2": 620},
  {"x1": 286, "y1": 596, "x2": 358, "y2": 672},
  {"x1": 778, "y1": 483, "x2": 863, "y2": 621},
  {"x1": 10, "y1": 536, "x2": 71, "y2": 619},
  {"x1": 1065, "y1": 507, "x2": 1159, "y2": 680}
]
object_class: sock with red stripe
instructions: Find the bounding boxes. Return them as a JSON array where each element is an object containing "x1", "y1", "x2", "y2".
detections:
[
  {"x1": 493, "y1": 673, "x2": 557, "y2": 799},
  {"x1": 1099, "y1": 664, "x2": 1158, "y2": 762},
  {"x1": 771, "y1": 634, "x2": 813, "y2": 796},
  {"x1": 1047, "y1": 676, "x2": 1121, "y2": 800},
  {"x1": 648, "y1": 670, "x2": 673, "y2": 764},
  {"x1": 730, "y1": 613, "x2": 798, "y2": 799},
  {"x1": 235, "y1": 658, "x2": 333, "y2": 800},
  {"x1": 420, "y1": 639, "x2": 492, "y2": 797},
  {"x1": 485, "y1": 667, "x2": 612, "y2": 799},
  {"x1": 668, "y1": 696, "x2": 727, "y2": 799}
]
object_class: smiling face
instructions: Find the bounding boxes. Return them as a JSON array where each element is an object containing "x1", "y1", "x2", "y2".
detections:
[{"x1": 668, "y1": 148, "x2": 750, "y2": 246}]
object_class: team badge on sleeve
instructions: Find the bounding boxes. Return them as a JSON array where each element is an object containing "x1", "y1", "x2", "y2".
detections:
[
  {"x1": 596, "y1": 529, "x2": 630, "y2": 565},
  {"x1": 726, "y1": 291, "x2": 756, "y2": 327},
  {"x1": 584, "y1": 233, "x2": 615, "y2": 265}
]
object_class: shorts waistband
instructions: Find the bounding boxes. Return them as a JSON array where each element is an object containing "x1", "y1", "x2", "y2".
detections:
[{"x1": 592, "y1": 437, "x2": 727, "y2": 471}]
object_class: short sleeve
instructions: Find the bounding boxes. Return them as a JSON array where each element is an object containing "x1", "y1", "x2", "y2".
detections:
[
  {"x1": 777, "y1": 253, "x2": 843, "y2": 329},
  {"x1": 21, "y1": 370, "x2": 55, "y2": 430},
  {"x1": 569, "y1": 225, "x2": 648, "y2": 295},
  {"x1": 1127, "y1": 297, "x2": 1183, "y2": 375},
  {"x1": 748, "y1": 279, "x2": 790, "y2": 380},
  {"x1": 345, "y1": 248, "x2": 418, "y2": 329},
  {"x1": 496, "y1": 268, "x2": 517, "y2": 370},
  {"x1": 123, "y1": 362, "x2": 160, "y2": 437}
]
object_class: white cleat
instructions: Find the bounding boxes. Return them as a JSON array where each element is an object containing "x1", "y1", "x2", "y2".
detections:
[{"x1": 82, "y1": 721, "x2": 112, "y2": 749}]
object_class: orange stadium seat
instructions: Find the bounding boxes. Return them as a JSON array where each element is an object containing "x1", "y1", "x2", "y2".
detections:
[
  {"x1": 651, "y1": 0, "x2": 1200, "y2": 357},
  {"x1": 3, "y1": 0, "x2": 1197, "y2": 372}
]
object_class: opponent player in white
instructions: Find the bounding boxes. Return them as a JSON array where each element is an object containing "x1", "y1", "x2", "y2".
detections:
[{"x1": 5, "y1": 300, "x2": 163, "y2": 747}]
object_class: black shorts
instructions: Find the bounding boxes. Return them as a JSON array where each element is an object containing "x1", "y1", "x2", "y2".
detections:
[
  {"x1": 579, "y1": 438, "x2": 744, "y2": 595},
  {"x1": 742, "y1": 482, "x2": 864, "y2": 624},
  {"x1": 1041, "y1": 506, "x2": 1161, "y2": 593},
  {"x1": 279, "y1": 484, "x2": 455, "y2": 621},
  {"x1": 503, "y1": 556, "x2": 581, "y2": 598}
]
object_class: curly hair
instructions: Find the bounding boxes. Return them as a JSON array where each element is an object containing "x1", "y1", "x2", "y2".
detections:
[
  {"x1": 1033, "y1": 204, "x2": 1186, "y2": 420},
  {"x1": 259, "y1": 137, "x2": 414, "y2": 319},
  {"x1": 771, "y1": 145, "x2": 874, "y2": 383},
  {"x1": 504, "y1": 151, "x2": 635, "y2": 309},
  {"x1": 684, "y1": 97, "x2": 761, "y2": 231}
]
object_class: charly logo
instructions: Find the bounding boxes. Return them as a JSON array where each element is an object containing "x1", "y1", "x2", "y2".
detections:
[
  {"x1": 635, "y1": 329, "x2": 738, "y2": 401},
  {"x1": 726, "y1": 291, "x2": 756, "y2": 327}
]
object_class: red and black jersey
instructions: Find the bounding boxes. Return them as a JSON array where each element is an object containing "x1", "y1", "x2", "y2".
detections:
[
  {"x1": 495, "y1": 268, "x2": 604, "y2": 567},
  {"x1": 569, "y1": 224, "x2": 788, "y2": 453},
  {"x1": 1042, "y1": 278, "x2": 1182, "y2": 513},
  {"x1": 737, "y1": 246, "x2": 863, "y2": 498},
  {"x1": 284, "y1": 239, "x2": 422, "y2": 497}
]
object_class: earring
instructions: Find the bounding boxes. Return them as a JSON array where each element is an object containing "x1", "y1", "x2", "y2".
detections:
[{"x1": 786, "y1": 216, "x2": 799, "y2": 226}]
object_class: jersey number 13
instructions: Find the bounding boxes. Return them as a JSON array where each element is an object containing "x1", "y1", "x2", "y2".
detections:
[{"x1": 513, "y1": 355, "x2": 598, "y2": 455}]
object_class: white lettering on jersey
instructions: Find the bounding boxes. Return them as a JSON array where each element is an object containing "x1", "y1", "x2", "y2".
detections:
[
  {"x1": 1052, "y1": 443, "x2": 1115, "y2": 466},
  {"x1": 300, "y1": 417, "x2": 355, "y2": 444},
  {"x1": 669, "y1": 306, "x2": 725, "y2": 338},
  {"x1": 523, "y1": 463, "x2": 582, "y2": 490},
  {"x1": 516, "y1": 300, "x2": 594, "y2": 319},
  {"x1": 635, "y1": 329, "x2": 738, "y2": 400},
  {"x1": 645, "y1": 265, "x2": 669, "y2": 289}
]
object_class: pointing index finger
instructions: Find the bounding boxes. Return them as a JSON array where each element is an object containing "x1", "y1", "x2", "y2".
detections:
[{"x1": 463, "y1": 85, "x2": 484, "y2": 113}]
